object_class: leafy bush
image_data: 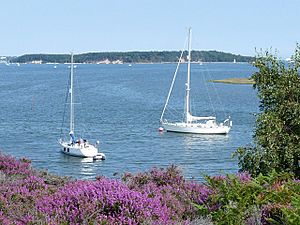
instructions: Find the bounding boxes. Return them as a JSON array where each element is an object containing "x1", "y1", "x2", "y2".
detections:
[
  {"x1": 194, "y1": 171, "x2": 300, "y2": 225},
  {"x1": 236, "y1": 46, "x2": 300, "y2": 178}
]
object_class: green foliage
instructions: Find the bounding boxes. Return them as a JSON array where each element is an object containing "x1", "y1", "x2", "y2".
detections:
[
  {"x1": 204, "y1": 174, "x2": 262, "y2": 224},
  {"x1": 10, "y1": 51, "x2": 253, "y2": 64},
  {"x1": 236, "y1": 46, "x2": 300, "y2": 178},
  {"x1": 194, "y1": 171, "x2": 300, "y2": 225},
  {"x1": 282, "y1": 193, "x2": 300, "y2": 224}
]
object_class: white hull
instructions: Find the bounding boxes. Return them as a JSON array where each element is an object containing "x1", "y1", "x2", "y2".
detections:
[
  {"x1": 59, "y1": 141, "x2": 105, "y2": 159},
  {"x1": 162, "y1": 122, "x2": 230, "y2": 134}
]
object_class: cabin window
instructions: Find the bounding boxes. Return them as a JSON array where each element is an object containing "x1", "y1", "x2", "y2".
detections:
[
  {"x1": 67, "y1": 148, "x2": 69, "y2": 152},
  {"x1": 64, "y1": 147, "x2": 66, "y2": 151}
]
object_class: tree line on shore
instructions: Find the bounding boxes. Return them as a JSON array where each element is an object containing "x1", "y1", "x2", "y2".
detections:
[{"x1": 9, "y1": 50, "x2": 253, "y2": 64}]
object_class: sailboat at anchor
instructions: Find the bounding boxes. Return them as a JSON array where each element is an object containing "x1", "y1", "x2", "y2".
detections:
[
  {"x1": 160, "y1": 28, "x2": 232, "y2": 134},
  {"x1": 59, "y1": 53, "x2": 105, "y2": 160}
]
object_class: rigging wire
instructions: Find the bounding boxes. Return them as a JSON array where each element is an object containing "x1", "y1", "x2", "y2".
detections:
[
  {"x1": 74, "y1": 67, "x2": 90, "y2": 140},
  {"x1": 166, "y1": 106, "x2": 182, "y2": 121},
  {"x1": 201, "y1": 65, "x2": 216, "y2": 117},
  {"x1": 60, "y1": 71, "x2": 71, "y2": 140},
  {"x1": 202, "y1": 64, "x2": 228, "y2": 119},
  {"x1": 192, "y1": 37, "x2": 229, "y2": 120},
  {"x1": 75, "y1": 68, "x2": 82, "y2": 138},
  {"x1": 160, "y1": 36, "x2": 188, "y2": 122}
]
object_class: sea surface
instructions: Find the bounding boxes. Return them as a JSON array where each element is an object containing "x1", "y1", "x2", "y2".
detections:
[{"x1": 0, "y1": 62, "x2": 258, "y2": 181}]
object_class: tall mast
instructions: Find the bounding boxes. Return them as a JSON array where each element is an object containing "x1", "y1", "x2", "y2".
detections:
[
  {"x1": 185, "y1": 28, "x2": 192, "y2": 123},
  {"x1": 70, "y1": 53, "x2": 74, "y2": 133}
]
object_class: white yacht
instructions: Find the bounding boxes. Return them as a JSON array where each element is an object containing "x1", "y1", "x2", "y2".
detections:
[
  {"x1": 59, "y1": 53, "x2": 105, "y2": 160},
  {"x1": 160, "y1": 28, "x2": 232, "y2": 134}
]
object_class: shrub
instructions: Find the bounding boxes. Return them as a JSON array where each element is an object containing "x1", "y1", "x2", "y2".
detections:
[
  {"x1": 122, "y1": 166, "x2": 212, "y2": 222},
  {"x1": 1, "y1": 153, "x2": 299, "y2": 225},
  {"x1": 194, "y1": 171, "x2": 300, "y2": 225},
  {"x1": 37, "y1": 178, "x2": 173, "y2": 224},
  {"x1": 236, "y1": 46, "x2": 300, "y2": 178}
]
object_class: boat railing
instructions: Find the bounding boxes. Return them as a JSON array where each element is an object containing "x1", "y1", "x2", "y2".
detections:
[{"x1": 223, "y1": 117, "x2": 232, "y2": 127}]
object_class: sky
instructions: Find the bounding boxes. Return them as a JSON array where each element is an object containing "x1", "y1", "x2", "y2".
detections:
[{"x1": 0, "y1": 0, "x2": 299, "y2": 58}]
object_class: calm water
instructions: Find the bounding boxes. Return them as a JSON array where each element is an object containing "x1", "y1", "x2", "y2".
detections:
[{"x1": 0, "y1": 62, "x2": 258, "y2": 180}]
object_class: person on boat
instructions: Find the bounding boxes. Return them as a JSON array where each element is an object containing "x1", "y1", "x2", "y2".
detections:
[
  {"x1": 69, "y1": 131, "x2": 75, "y2": 145},
  {"x1": 76, "y1": 138, "x2": 84, "y2": 146}
]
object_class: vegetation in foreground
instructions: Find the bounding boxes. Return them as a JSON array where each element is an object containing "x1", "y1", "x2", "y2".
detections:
[
  {"x1": 236, "y1": 46, "x2": 300, "y2": 179},
  {"x1": 0, "y1": 154, "x2": 299, "y2": 225}
]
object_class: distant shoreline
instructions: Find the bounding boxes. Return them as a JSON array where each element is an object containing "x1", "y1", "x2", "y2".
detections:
[
  {"x1": 1, "y1": 61, "x2": 252, "y2": 65},
  {"x1": 209, "y1": 78, "x2": 255, "y2": 85},
  {"x1": 7, "y1": 50, "x2": 254, "y2": 64}
]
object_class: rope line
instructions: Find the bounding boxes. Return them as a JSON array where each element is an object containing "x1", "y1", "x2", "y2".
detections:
[
  {"x1": 160, "y1": 36, "x2": 188, "y2": 122},
  {"x1": 60, "y1": 72, "x2": 71, "y2": 140}
]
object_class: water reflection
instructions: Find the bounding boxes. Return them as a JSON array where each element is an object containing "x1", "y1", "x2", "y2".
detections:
[
  {"x1": 157, "y1": 131, "x2": 235, "y2": 181},
  {"x1": 182, "y1": 134, "x2": 230, "y2": 149},
  {"x1": 59, "y1": 154, "x2": 105, "y2": 179}
]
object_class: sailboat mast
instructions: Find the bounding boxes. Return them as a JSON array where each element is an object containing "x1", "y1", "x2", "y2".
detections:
[
  {"x1": 70, "y1": 53, "x2": 74, "y2": 133},
  {"x1": 185, "y1": 28, "x2": 192, "y2": 123}
]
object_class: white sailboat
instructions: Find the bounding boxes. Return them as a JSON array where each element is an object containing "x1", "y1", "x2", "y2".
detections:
[
  {"x1": 160, "y1": 28, "x2": 232, "y2": 134},
  {"x1": 59, "y1": 53, "x2": 105, "y2": 160}
]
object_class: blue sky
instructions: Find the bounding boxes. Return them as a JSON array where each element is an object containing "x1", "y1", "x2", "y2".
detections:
[{"x1": 1, "y1": 0, "x2": 299, "y2": 57}]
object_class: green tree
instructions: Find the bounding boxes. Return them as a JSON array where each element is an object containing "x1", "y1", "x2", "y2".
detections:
[{"x1": 236, "y1": 46, "x2": 300, "y2": 178}]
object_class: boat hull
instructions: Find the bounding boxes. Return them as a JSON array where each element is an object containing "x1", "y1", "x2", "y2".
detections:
[
  {"x1": 162, "y1": 122, "x2": 230, "y2": 134},
  {"x1": 59, "y1": 141, "x2": 104, "y2": 159}
]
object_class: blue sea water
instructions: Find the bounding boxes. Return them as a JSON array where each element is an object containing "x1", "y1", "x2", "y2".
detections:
[{"x1": 0, "y1": 62, "x2": 258, "y2": 180}]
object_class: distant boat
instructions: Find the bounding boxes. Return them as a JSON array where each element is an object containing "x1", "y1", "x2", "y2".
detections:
[
  {"x1": 160, "y1": 28, "x2": 232, "y2": 134},
  {"x1": 128, "y1": 64, "x2": 132, "y2": 67},
  {"x1": 59, "y1": 53, "x2": 105, "y2": 160},
  {"x1": 233, "y1": 59, "x2": 236, "y2": 63}
]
